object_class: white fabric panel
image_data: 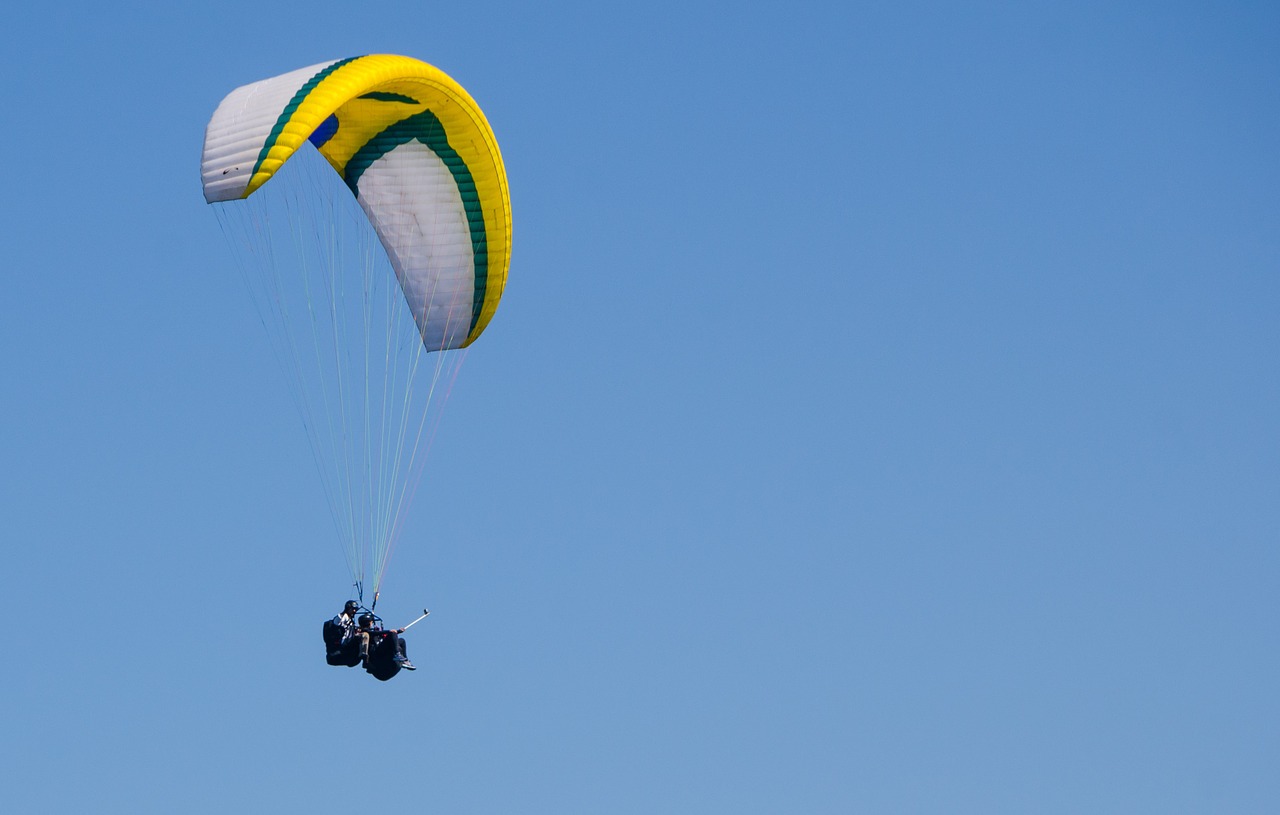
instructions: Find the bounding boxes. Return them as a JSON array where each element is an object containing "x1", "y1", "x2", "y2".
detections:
[
  {"x1": 355, "y1": 140, "x2": 474, "y2": 351},
  {"x1": 200, "y1": 61, "x2": 338, "y2": 203}
]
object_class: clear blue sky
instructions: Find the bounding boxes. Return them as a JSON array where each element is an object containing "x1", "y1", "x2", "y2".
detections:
[{"x1": 3, "y1": 2, "x2": 1278, "y2": 812}]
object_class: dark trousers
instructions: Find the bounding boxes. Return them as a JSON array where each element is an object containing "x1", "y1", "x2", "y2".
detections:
[{"x1": 366, "y1": 632, "x2": 408, "y2": 681}]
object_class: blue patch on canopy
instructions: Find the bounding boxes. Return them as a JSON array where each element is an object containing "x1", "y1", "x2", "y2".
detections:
[{"x1": 309, "y1": 114, "x2": 339, "y2": 148}]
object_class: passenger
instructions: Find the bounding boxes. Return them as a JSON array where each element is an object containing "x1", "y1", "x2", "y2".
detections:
[{"x1": 359, "y1": 614, "x2": 416, "y2": 681}]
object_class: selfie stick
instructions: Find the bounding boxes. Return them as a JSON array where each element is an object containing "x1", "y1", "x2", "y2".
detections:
[{"x1": 401, "y1": 609, "x2": 430, "y2": 631}]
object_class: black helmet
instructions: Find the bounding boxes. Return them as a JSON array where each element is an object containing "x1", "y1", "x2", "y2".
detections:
[
  {"x1": 358, "y1": 614, "x2": 374, "y2": 627},
  {"x1": 344, "y1": 600, "x2": 360, "y2": 613}
]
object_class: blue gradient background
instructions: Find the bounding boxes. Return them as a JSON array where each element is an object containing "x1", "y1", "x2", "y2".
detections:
[{"x1": 2, "y1": 2, "x2": 1277, "y2": 812}]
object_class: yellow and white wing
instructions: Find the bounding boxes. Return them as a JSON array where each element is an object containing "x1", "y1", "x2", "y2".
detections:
[{"x1": 201, "y1": 55, "x2": 511, "y2": 350}]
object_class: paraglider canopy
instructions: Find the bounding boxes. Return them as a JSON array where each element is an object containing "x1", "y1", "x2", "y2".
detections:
[{"x1": 201, "y1": 54, "x2": 512, "y2": 352}]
